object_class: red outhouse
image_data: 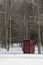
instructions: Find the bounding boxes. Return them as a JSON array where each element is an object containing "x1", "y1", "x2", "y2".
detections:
[
  {"x1": 30, "y1": 40, "x2": 34, "y2": 54},
  {"x1": 23, "y1": 40, "x2": 30, "y2": 54},
  {"x1": 23, "y1": 40, "x2": 34, "y2": 54}
]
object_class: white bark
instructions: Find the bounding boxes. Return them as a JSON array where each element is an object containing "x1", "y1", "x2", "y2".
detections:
[{"x1": 36, "y1": 0, "x2": 42, "y2": 54}]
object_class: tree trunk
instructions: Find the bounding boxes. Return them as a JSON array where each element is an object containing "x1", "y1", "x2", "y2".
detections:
[{"x1": 37, "y1": 0, "x2": 42, "y2": 54}]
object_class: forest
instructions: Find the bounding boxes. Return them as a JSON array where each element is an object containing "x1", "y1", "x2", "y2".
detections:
[{"x1": 0, "y1": 0, "x2": 43, "y2": 54}]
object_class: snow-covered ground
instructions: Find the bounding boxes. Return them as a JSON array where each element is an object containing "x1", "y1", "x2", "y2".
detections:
[
  {"x1": 35, "y1": 45, "x2": 43, "y2": 54},
  {"x1": 0, "y1": 43, "x2": 23, "y2": 54},
  {"x1": 0, "y1": 43, "x2": 43, "y2": 54}
]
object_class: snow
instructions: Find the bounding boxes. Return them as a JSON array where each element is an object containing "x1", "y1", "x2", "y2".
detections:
[
  {"x1": 35, "y1": 45, "x2": 43, "y2": 54},
  {"x1": 35, "y1": 46, "x2": 38, "y2": 54},
  {"x1": 0, "y1": 43, "x2": 23, "y2": 54},
  {"x1": 0, "y1": 47, "x2": 23, "y2": 54},
  {"x1": 0, "y1": 43, "x2": 43, "y2": 54}
]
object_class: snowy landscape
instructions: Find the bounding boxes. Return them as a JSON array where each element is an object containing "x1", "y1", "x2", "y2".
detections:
[
  {"x1": 0, "y1": 43, "x2": 43, "y2": 54},
  {"x1": 0, "y1": 0, "x2": 43, "y2": 54}
]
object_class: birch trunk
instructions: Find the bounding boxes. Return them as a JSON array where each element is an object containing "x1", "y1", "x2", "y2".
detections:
[{"x1": 37, "y1": 0, "x2": 42, "y2": 54}]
